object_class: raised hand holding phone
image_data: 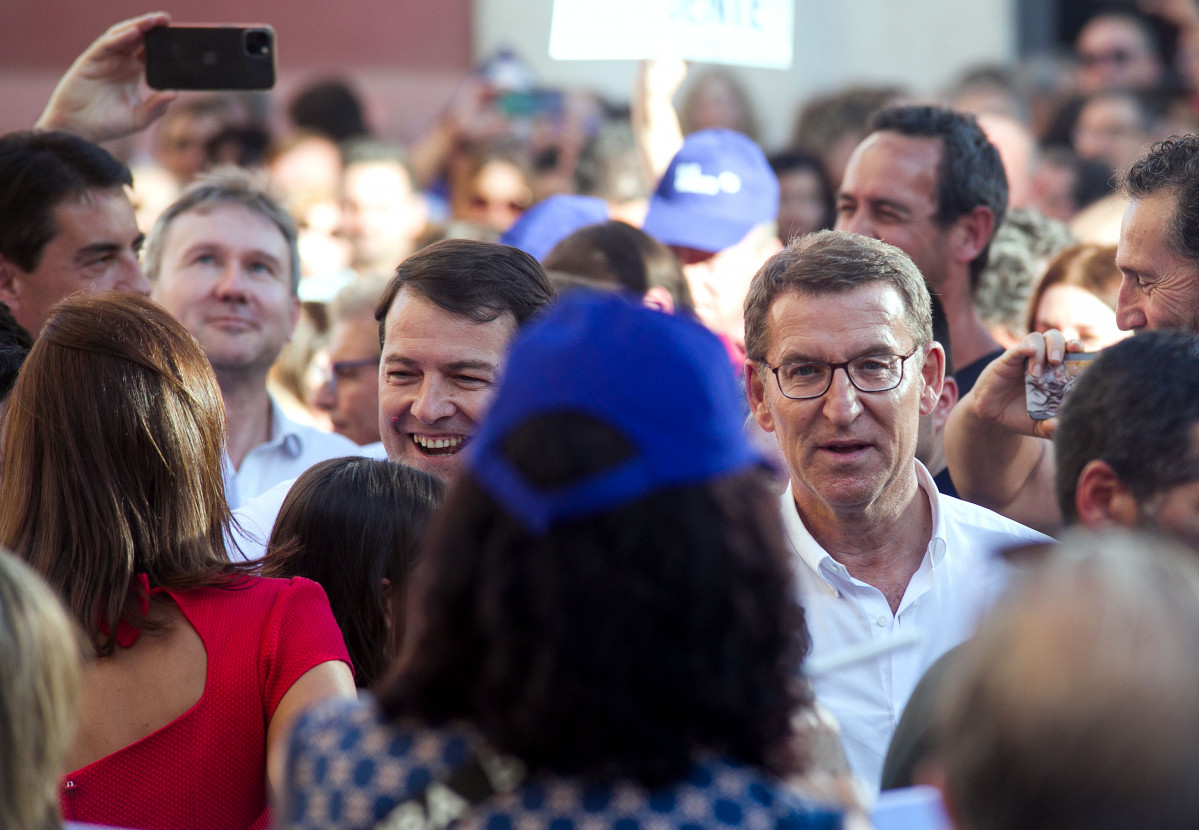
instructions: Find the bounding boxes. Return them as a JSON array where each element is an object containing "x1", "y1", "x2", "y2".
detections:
[
  {"x1": 36, "y1": 12, "x2": 178, "y2": 143},
  {"x1": 144, "y1": 25, "x2": 276, "y2": 91}
]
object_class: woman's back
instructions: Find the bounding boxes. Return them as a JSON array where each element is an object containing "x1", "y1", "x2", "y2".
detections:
[
  {"x1": 63, "y1": 577, "x2": 349, "y2": 830},
  {"x1": 69, "y1": 593, "x2": 205, "y2": 771}
]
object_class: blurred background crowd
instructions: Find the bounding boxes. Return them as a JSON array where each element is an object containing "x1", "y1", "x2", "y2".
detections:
[{"x1": 1, "y1": 0, "x2": 1185, "y2": 433}]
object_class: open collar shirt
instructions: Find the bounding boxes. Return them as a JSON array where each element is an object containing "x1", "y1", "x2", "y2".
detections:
[
  {"x1": 780, "y1": 461, "x2": 1051, "y2": 791},
  {"x1": 223, "y1": 397, "x2": 368, "y2": 509}
]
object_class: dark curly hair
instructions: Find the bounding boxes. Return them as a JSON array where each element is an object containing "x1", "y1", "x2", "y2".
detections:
[
  {"x1": 868, "y1": 105, "x2": 1009, "y2": 289},
  {"x1": 1121, "y1": 135, "x2": 1199, "y2": 267},
  {"x1": 377, "y1": 413, "x2": 809, "y2": 787}
]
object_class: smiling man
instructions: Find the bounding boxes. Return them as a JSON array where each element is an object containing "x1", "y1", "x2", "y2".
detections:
[
  {"x1": 0, "y1": 131, "x2": 150, "y2": 339},
  {"x1": 230, "y1": 239, "x2": 554, "y2": 560},
  {"x1": 743, "y1": 230, "x2": 1047, "y2": 791},
  {"x1": 145, "y1": 170, "x2": 363, "y2": 506},
  {"x1": 834, "y1": 106, "x2": 1008, "y2": 397},
  {"x1": 373, "y1": 239, "x2": 554, "y2": 480}
]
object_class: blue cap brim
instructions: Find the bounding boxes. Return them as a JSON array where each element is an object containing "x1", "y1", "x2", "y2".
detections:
[{"x1": 642, "y1": 195, "x2": 756, "y2": 253}]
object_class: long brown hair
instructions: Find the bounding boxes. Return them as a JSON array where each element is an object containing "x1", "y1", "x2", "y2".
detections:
[{"x1": 0, "y1": 293, "x2": 243, "y2": 655}]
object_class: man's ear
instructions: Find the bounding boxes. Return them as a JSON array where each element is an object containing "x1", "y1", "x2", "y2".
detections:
[
  {"x1": 919, "y1": 342, "x2": 946, "y2": 417},
  {"x1": 931, "y1": 376, "x2": 959, "y2": 433},
  {"x1": 285, "y1": 294, "x2": 301, "y2": 340},
  {"x1": 951, "y1": 205, "x2": 995, "y2": 266},
  {"x1": 1075, "y1": 459, "x2": 1141, "y2": 528},
  {"x1": 745, "y1": 360, "x2": 775, "y2": 433},
  {"x1": 643, "y1": 285, "x2": 676, "y2": 314}
]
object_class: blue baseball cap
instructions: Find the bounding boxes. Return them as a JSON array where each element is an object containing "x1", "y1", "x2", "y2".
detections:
[
  {"x1": 642, "y1": 129, "x2": 779, "y2": 254},
  {"x1": 466, "y1": 292, "x2": 764, "y2": 534},
  {"x1": 499, "y1": 194, "x2": 609, "y2": 261}
]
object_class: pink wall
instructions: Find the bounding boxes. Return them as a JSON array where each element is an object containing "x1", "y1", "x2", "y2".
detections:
[{"x1": 0, "y1": 0, "x2": 473, "y2": 140}]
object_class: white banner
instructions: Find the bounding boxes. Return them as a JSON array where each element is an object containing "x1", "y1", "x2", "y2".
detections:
[{"x1": 549, "y1": 0, "x2": 794, "y2": 69}]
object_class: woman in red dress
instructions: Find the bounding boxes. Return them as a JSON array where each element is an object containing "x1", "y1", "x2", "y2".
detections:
[{"x1": 0, "y1": 293, "x2": 355, "y2": 830}]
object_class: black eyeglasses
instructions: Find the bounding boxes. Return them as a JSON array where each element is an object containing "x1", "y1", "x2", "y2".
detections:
[
  {"x1": 765, "y1": 345, "x2": 924, "y2": 400},
  {"x1": 1078, "y1": 48, "x2": 1134, "y2": 68},
  {"x1": 315, "y1": 357, "x2": 378, "y2": 395}
]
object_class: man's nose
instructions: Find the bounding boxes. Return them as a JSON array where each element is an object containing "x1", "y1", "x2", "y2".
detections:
[
  {"x1": 836, "y1": 208, "x2": 875, "y2": 240},
  {"x1": 213, "y1": 263, "x2": 250, "y2": 298},
  {"x1": 120, "y1": 260, "x2": 152, "y2": 296},
  {"x1": 409, "y1": 377, "x2": 455, "y2": 424},
  {"x1": 312, "y1": 377, "x2": 337, "y2": 411},
  {"x1": 821, "y1": 366, "x2": 863, "y2": 425},
  {"x1": 1115, "y1": 275, "x2": 1147, "y2": 331}
]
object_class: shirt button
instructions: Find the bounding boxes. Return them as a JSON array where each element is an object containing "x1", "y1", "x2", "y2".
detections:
[{"x1": 876, "y1": 615, "x2": 888, "y2": 627}]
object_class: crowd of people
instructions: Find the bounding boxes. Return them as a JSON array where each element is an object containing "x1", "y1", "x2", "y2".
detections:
[{"x1": 3, "y1": 6, "x2": 1199, "y2": 830}]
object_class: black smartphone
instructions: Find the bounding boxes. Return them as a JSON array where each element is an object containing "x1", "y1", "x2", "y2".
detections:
[{"x1": 144, "y1": 26, "x2": 276, "y2": 91}]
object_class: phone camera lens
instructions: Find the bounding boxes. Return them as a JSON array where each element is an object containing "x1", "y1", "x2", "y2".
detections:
[{"x1": 244, "y1": 30, "x2": 270, "y2": 57}]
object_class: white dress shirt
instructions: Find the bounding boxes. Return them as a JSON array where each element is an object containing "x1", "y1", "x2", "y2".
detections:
[
  {"x1": 780, "y1": 462, "x2": 1052, "y2": 791},
  {"x1": 229, "y1": 439, "x2": 390, "y2": 562},
  {"x1": 224, "y1": 398, "x2": 368, "y2": 508}
]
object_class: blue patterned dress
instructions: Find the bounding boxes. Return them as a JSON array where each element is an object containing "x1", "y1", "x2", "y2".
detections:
[{"x1": 282, "y1": 697, "x2": 842, "y2": 830}]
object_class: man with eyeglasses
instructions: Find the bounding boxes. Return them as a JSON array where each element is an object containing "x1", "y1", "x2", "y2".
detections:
[
  {"x1": 1075, "y1": 11, "x2": 1165, "y2": 96},
  {"x1": 311, "y1": 276, "x2": 388, "y2": 450},
  {"x1": 744, "y1": 230, "x2": 1048, "y2": 792}
]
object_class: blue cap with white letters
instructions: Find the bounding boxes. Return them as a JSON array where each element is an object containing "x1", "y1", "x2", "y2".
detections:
[{"x1": 642, "y1": 128, "x2": 779, "y2": 254}]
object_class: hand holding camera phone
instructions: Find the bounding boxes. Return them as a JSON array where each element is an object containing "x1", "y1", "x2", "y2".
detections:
[
  {"x1": 1025, "y1": 352, "x2": 1099, "y2": 421},
  {"x1": 145, "y1": 25, "x2": 276, "y2": 90}
]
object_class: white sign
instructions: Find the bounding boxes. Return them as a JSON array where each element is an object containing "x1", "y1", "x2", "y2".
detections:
[{"x1": 549, "y1": 0, "x2": 794, "y2": 70}]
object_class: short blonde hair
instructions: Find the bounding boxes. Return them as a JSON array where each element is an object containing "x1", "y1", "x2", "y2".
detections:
[{"x1": 0, "y1": 549, "x2": 83, "y2": 830}]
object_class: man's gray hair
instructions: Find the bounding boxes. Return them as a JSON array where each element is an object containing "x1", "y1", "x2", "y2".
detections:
[
  {"x1": 142, "y1": 166, "x2": 300, "y2": 291},
  {"x1": 329, "y1": 275, "x2": 389, "y2": 324},
  {"x1": 743, "y1": 229, "x2": 932, "y2": 363}
]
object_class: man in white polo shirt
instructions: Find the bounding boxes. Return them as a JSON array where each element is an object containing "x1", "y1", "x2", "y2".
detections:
[{"x1": 743, "y1": 229, "x2": 1049, "y2": 790}]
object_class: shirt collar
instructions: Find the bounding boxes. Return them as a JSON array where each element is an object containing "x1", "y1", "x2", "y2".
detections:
[
  {"x1": 780, "y1": 460, "x2": 947, "y2": 584},
  {"x1": 917, "y1": 459, "x2": 948, "y2": 568},
  {"x1": 262, "y1": 397, "x2": 304, "y2": 459}
]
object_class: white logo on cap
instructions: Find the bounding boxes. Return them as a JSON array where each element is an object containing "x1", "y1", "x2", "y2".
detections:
[{"x1": 674, "y1": 163, "x2": 742, "y2": 196}]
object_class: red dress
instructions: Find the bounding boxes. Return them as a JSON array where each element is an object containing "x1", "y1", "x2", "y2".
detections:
[{"x1": 61, "y1": 576, "x2": 352, "y2": 830}]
